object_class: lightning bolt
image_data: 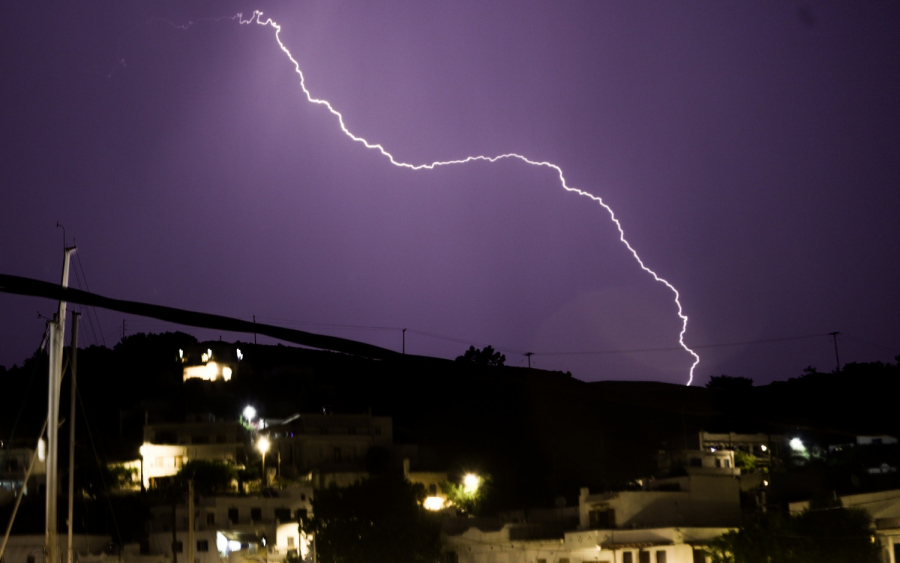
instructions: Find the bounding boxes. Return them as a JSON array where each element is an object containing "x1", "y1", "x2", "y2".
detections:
[{"x1": 228, "y1": 11, "x2": 701, "y2": 385}]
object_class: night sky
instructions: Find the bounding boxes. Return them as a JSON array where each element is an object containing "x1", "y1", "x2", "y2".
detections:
[{"x1": 2, "y1": 2, "x2": 898, "y2": 386}]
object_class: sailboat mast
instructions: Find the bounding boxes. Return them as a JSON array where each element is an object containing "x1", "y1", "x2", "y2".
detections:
[
  {"x1": 66, "y1": 313, "x2": 80, "y2": 563},
  {"x1": 46, "y1": 246, "x2": 76, "y2": 563}
]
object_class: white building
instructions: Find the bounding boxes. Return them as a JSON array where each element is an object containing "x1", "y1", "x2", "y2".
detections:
[
  {"x1": 443, "y1": 475, "x2": 739, "y2": 563},
  {"x1": 0, "y1": 534, "x2": 110, "y2": 563},
  {"x1": 790, "y1": 488, "x2": 900, "y2": 563},
  {"x1": 579, "y1": 475, "x2": 741, "y2": 530},
  {"x1": 0, "y1": 443, "x2": 46, "y2": 504},
  {"x1": 138, "y1": 483, "x2": 314, "y2": 563},
  {"x1": 443, "y1": 522, "x2": 731, "y2": 563},
  {"x1": 139, "y1": 416, "x2": 249, "y2": 490},
  {"x1": 264, "y1": 413, "x2": 393, "y2": 477}
]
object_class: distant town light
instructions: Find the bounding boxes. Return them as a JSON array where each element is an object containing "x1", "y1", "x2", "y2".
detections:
[
  {"x1": 237, "y1": 349, "x2": 243, "y2": 361},
  {"x1": 257, "y1": 437, "x2": 270, "y2": 454},
  {"x1": 790, "y1": 438, "x2": 805, "y2": 452},
  {"x1": 178, "y1": 349, "x2": 183, "y2": 359},
  {"x1": 760, "y1": 444, "x2": 768, "y2": 452},
  {"x1": 222, "y1": 367, "x2": 233, "y2": 381},
  {"x1": 207, "y1": 349, "x2": 213, "y2": 360},
  {"x1": 244, "y1": 406, "x2": 257, "y2": 421},
  {"x1": 38, "y1": 438, "x2": 46, "y2": 461},
  {"x1": 201, "y1": 353, "x2": 209, "y2": 363}
]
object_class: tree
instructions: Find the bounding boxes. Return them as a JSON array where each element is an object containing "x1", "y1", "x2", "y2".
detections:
[
  {"x1": 441, "y1": 473, "x2": 491, "y2": 515},
  {"x1": 175, "y1": 460, "x2": 236, "y2": 495},
  {"x1": 301, "y1": 475, "x2": 441, "y2": 563},
  {"x1": 708, "y1": 503, "x2": 880, "y2": 563},
  {"x1": 455, "y1": 345, "x2": 506, "y2": 367}
]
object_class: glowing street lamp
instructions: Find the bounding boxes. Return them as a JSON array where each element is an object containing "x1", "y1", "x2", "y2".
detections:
[
  {"x1": 258, "y1": 437, "x2": 270, "y2": 485},
  {"x1": 243, "y1": 406, "x2": 257, "y2": 422},
  {"x1": 463, "y1": 473, "x2": 480, "y2": 495}
]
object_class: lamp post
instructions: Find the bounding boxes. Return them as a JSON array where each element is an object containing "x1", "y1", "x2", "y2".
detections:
[{"x1": 258, "y1": 437, "x2": 270, "y2": 487}]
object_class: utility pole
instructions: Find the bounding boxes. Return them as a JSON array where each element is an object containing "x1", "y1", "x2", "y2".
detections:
[
  {"x1": 402, "y1": 329, "x2": 406, "y2": 354},
  {"x1": 253, "y1": 315, "x2": 257, "y2": 345},
  {"x1": 47, "y1": 245, "x2": 76, "y2": 563},
  {"x1": 525, "y1": 352, "x2": 533, "y2": 368},
  {"x1": 122, "y1": 319, "x2": 126, "y2": 340},
  {"x1": 829, "y1": 331, "x2": 841, "y2": 372}
]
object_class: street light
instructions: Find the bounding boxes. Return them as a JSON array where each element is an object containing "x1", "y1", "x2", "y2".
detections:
[
  {"x1": 463, "y1": 473, "x2": 480, "y2": 495},
  {"x1": 258, "y1": 437, "x2": 270, "y2": 486}
]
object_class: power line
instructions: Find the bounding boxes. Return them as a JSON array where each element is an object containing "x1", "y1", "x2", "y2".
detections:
[{"x1": 533, "y1": 333, "x2": 834, "y2": 357}]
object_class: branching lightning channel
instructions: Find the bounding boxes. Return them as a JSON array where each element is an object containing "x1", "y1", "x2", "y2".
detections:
[{"x1": 232, "y1": 11, "x2": 700, "y2": 385}]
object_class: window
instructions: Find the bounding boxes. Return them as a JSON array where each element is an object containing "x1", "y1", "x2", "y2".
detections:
[
  {"x1": 251, "y1": 507, "x2": 262, "y2": 521},
  {"x1": 623, "y1": 553, "x2": 633, "y2": 563},
  {"x1": 693, "y1": 550, "x2": 709, "y2": 563},
  {"x1": 197, "y1": 540, "x2": 208, "y2": 552},
  {"x1": 588, "y1": 508, "x2": 615, "y2": 528},
  {"x1": 639, "y1": 552, "x2": 651, "y2": 563},
  {"x1": 724, "y1": 459, "x2": 731, "y2": 468},
  {"x1": 275, "y1": 508, "x2": 292, "y2": 521},
  {"x1": 207, "y1": 513, "x2": 215, "y2": 526},
  {"x1": 228, "y1": 508, "x2": 238, "y2": 524},
  {"x1": 656, "y1": 550, "x2": 667, "y2": 563},
  {"x1": 287, "y1": 537, "x2": 295, "y2": 548},
  {"x1": 715, "y1": 459, "x2": 721, "y2": 468},
  {"x1": 296, "y1": 508, "x2": 308, "y2": 520},
  {"x1": 173, "y1": 541, "x2": 183, "y2": 553}
]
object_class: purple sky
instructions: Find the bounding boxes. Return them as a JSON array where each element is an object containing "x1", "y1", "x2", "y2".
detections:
[{"x1": 2, "y1": 2, "x2": 898, "y2": 386}]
